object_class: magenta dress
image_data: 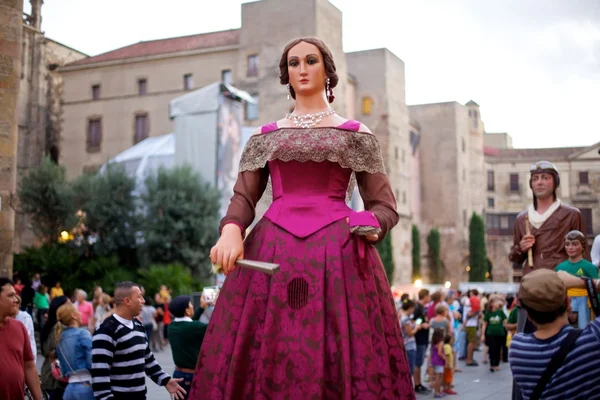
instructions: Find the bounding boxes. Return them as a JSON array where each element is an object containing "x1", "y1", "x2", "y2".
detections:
[{"x1": 189, "y1": 121, "x2": 415, "y2": 399}]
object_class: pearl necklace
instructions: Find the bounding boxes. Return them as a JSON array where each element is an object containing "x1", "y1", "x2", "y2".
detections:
[{"x1": 285, "y1": 109, "x2": 336, "y2": 129}]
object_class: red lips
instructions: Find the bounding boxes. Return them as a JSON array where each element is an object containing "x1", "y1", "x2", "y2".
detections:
[{"x1": 300, "y1": 79, "x2": 309, "y2": 84}]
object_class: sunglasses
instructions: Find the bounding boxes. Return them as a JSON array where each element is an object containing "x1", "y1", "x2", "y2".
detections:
[
  {"x1": 564, "y1": 230, "x2": 585, "y2": 241},
  {"x1": 530, "y1": 161, "x2": 558, "y2": 173}
]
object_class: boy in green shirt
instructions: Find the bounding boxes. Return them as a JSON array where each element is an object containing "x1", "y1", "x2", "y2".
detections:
[
  {"x1": 555, "y1": 230, "x2": 598, "y2": 328},
  {"x1": 168, "y1": 295, "x2": 208, "y2": 400}
]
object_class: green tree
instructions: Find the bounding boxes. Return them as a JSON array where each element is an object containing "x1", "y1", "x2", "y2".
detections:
[
  {"x1": 427, "y1": 228, "x2": 442, "y2": 284},
  {"x1": 411, "y1": 225, "x2": 421, "y2": 281},
  {"x1": 138, "y1": 264, "x2": 197, "y2": 297},
  {"x1": 376, "y1": 233, "x2": 394, "y2": 284},
  {"x1": 469, "y1": 212, "x2": 488, "y2": 282},
  {"x1": 141, "y1": 166, "x2": 220, "y2": 277},
  {"x1": 18, "y1": 157, "x2": 75, "y2": 243},
  {"x1": 71, "y1": 165, "x2": 138, "y2": 263}
]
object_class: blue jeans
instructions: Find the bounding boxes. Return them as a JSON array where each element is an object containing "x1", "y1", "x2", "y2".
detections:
[
  {"x1": 458, "y1": 329, "x2": 467, "y2": 359},
  {"x1": 64, "y1": 382, "x2": 94, "y2": 400},
  {"x1": 406, "y1": 349, "x2": 416, "y2": 376},
  {"x1": 571, "y1": 296, "x2": 590, "y2": 329},
  {"x1": 173, "y1": 370, "x2": 194, "y2": 400}
]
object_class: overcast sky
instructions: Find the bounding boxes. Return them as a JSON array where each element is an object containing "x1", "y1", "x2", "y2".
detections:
[{"x1": 33, "y1": 0, "x2": 599, "y2": 149}]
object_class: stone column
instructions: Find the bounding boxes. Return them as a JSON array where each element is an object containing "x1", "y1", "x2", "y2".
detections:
[{"x1": 0, "y1": 0, "x2": 23, "y2": 278}]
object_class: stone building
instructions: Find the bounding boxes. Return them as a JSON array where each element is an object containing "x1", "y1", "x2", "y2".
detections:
[
  {"x1": 407, "y1": 101, "x2": 486, "y2": 284},
  {"x1": 14, "y1": 0, "x2": 86, "y2": 249},
  {"x1": 0, "y1": 0, "x2": 23, "y2": 278},
  {"x1": 484, "y1": 132, "x2": 600, "y2": 282}
]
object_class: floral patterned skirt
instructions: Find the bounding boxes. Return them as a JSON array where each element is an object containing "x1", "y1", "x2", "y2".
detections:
[{"x1": 188, "y1": 218, "x2": 415, "y2": 400}]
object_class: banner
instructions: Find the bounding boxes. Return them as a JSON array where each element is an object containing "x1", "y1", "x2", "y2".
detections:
[{"x1": 216, "y1": 97, "x2": 244, "y2": 218}]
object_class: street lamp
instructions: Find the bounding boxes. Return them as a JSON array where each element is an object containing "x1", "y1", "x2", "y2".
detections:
[
  {"x1": 444, "y1": 281, "x2": 451, "y2": 289},
  {"x1": 414, "y1": 279, "x2": 423, "y2": 288}
]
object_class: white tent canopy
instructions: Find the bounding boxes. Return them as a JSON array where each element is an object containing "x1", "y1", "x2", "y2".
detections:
[
  {"x1": 100, "y1": 82, "x2": 256, "y2": 194},
  {"x1": 99, "y1": 133, "x2": 175, "y2": 195}
]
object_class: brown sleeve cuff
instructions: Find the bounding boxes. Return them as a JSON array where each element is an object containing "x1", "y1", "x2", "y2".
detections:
[{"x1": 356, "y1": 171, "x2": 399, "y2": 244}]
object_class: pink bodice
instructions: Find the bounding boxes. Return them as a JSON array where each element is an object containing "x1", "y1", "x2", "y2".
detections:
[
  {"x1": 259, "y1": 121, "x2": 376, "y2": 238},
  {"x1": 264, "y1": 160, "x2": 353, "y2": 237}
]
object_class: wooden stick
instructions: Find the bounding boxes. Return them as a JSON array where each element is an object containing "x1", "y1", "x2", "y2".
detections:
[{"x1": 525, "y1": 216, "x2": 534, "y2": 268}]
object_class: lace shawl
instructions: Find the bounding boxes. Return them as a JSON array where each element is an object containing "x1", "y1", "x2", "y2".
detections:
[{"x1": 239, "y1": 128, "x2": 387, "y2": 203}]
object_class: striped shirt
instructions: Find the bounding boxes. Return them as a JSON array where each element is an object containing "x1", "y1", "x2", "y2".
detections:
[
  {"x1": 509, "y1": 318, "x2": 600, "y2": 400},
  {"x1": 92, "y1": 315, "x2": 170, "y2": 399}
]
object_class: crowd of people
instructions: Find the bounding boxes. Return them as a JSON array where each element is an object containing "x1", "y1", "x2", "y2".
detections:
[
  {"x1": 0, "y1": 274, "x2": 214, "y2": 400},
  {"x1": 398, "y1": 287, "x2": 519, "y2": 397}
]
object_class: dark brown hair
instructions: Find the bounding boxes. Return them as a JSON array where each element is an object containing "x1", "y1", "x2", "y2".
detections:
[{"x1": 279, "y1": 37, "x2": 339, "y2": 102}]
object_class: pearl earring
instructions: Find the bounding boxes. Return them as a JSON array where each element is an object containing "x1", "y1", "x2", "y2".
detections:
[{"x1": 286, "y1": 83, "x2": 290, "y2": 100}]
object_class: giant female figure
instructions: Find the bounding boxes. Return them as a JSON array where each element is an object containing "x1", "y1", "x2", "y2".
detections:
[{"x1": 189, "y1": 37, "x2": 415, "y2": 400}]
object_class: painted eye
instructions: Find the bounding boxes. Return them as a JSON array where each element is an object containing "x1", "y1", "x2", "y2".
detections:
[
  {"x1": 289, "y1": 61, "x2": 298, "y2": 67},
  {"x1": 308, "y1": 59, "x2": 317, "y2": 65}
]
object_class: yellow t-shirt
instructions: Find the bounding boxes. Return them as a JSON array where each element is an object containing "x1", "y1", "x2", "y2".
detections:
[
  {"x1": 443, "y1": 343, "x2": 453, "y2": 367},
  {"x1": 50, "y1": 287, "x2": 64, "y2": 299}
]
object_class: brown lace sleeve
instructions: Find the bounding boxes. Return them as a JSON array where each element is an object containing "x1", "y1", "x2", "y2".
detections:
[
  {"x1": 356, "y1": 171, "x2": 399, "y2": 244},
  {"x1": 219, "y1": 166, "x2": 270, "y2": 237}
]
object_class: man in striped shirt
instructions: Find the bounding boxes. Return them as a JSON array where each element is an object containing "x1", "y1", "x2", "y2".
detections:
[
  {"x1": 92, "y1": 282, "x2": 185, "y2": 400},
  {"x1": 509, "y1": 269, "x2": 600, "y2": 400}
]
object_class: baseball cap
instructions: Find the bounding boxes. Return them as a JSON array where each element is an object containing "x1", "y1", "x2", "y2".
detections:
[{"x1": 518, "y1": 269, "x2": 566, "y2": 312}]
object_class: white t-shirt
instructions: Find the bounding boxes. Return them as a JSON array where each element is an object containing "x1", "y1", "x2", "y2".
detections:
[
  {"x1": 16, "y1": 311, "x2": 36, "y2": 362},
  {"x1": 113, "y1": 313, "x2": 134, "y2": 329},
  {"x1": 463, "y1": 299, "x2": 479, "y2": 328}
]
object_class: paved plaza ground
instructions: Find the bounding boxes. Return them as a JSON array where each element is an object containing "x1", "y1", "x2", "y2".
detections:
[{"x1": 38, "y1": 345, "x2": 513, "y2": 399}]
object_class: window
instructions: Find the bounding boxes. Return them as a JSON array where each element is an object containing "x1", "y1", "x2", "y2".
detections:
[
  {"x1": 463, "y1": 169, "x2": 466, "y2": 182},
  {"x1": 510, "y1": 173, "x2": 520, "y2": 192},
  {"x1": 579, "y1": 171, "x2": 589, "y2": 185},
  {"x1": 410, "y1": 131, "x2": 420, "y2": 155},
  {"x1": 402, "y1": 149, "x2": 406, "y2": 163},
  {"x1": 183, "y1": 74, "x2": 193, "y2": 90},
  {"x1": 245, "y1": 94, "x2": 259, "y2": 121},
  {"x1": 402, "y1": 191, "x2": 407, "y2": 204},
  {"x1": 221, "y1": 69, "x2": 232, "y2": 85},
  {"x1": 461, "y1": 137, "x2": 466, "y2": 153},
  {"x1": 394, "y1": 146, "x2": 399, "y2": 160},
  {"x1": 134, "y1": 113, "x2": 149, "y2": 144},
  {"x1": 580, "y1": 208, "x2": 593, "y2": 235},
  {"x1": 395, "y1": 189, "x2": 400, "y2": 201},
  {"x1": 361, "y1": 97, "x2": 374, "y2": 115},
  {"x1": 138, "y1": 78, "x2": 147, "y2": 95},
  {"x1": 472, "y1": 110, "x2": 478, "y2": 129},
  {"x1": 487, "y1": 170, "x2": 495, "y2": 191},
  {"x1": 87, "y1": 117, "x2": 102, "y2": 152},
  {"x1": 487, "y1": 197, "x2": 495, "y2": 208},
  {"x1": 486, "y1": 212, "x2": 519, "y2": 236},
  {"x1": 92, "y1": 84, "x2": 100, "y2": 100},
  {"x1": 463, "y1": 210, "x2": 467, "y2": 227},
  {"x1": 247, "y1": 55, "x2": 259, "y2": 77}
]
